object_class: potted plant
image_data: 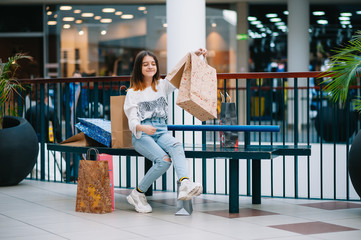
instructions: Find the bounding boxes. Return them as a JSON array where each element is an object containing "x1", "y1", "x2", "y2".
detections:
[
  {"x1": 321, "y1": 30, "x2": 361, "y2": 198},
  {"x1": 0, "y1": 53, "x2": 39, "y2": 186}
]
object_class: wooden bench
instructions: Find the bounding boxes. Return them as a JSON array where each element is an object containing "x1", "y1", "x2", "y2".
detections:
[{"x1": 47, "y1": 124, "x2": 311, "y2": 214}]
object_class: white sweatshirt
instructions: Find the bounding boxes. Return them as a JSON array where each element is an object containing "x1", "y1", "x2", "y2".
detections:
[{"x1": 123, "y1": 78, "x2": 176, "y2": 139}]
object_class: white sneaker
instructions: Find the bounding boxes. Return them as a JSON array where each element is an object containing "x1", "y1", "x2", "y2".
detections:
[
  {"x1": 178, "y1": 179, "x2": 203, "y2": 201},
  {"x1": 127, "y1": 189, "x2": 152, "y2": 213}
]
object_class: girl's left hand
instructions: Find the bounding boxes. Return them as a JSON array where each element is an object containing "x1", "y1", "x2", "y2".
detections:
[{"x1": 194, "y1": 48, "x2": 207, "y2": 57}]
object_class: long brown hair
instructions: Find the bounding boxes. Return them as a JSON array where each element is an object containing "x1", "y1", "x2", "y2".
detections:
[{"x1": 130, "y1": 50, "x2": 160, "y2": 91}]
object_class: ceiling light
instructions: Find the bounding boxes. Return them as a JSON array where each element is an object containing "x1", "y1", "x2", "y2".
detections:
[
  {"x1": 102, "y1": 8, "x2": 115, "y2": 13},
  {"x1": 339, "y1": 16, "x2": 350, "y2": 20},
  {"x1": 82, "y1": 13, "x2": 94, "y2": 17},
  {"x1": 357, "y1": 11, "x2": 361, "y2": 15},
  {"x1": 277, "y1": 25, "x2": 287, "y2": 30},
  {"x1": 313, "y1": 11, "x2": 325, "y2": 16},
  {"x1": 138, "y1": 6, "x2": 146, "y2": 11},
  {"x1": 60, "y1": 6, "x2": 72, "y2": 11},
  {"x1": 121, "y1": 14, "x2": 134, "y2": 19},
  {"x1": 63, "y1": 17, "x2": 75, "y2": 22},
  {"x1": 283, "y1": 11, "x2": 289, "y2": 15},
  {"x1": 54, "y1": 14, "x2": 57, "y2": 18},
  {"x1": 101, "y1": 30, "x2": 107, "y2": 35},
  {"x1": 248, "y1": 16, "x2": 257, "y2": 21},
  {"x1": 250, "y1": 20, "x2": 261, "y2": 25},
  {"x1": 272, "y1": 32, "x2": 279, "y2": 36},
  {"x1": 115, "y1": 11, "x2": 123, "y2": 15},
  {"x1": 275, "y1": 22, "x2": 285, "y2": 26},
  {"x1": 74, "y1": 10, "x2": 81, "y2": 14},
  {"x1": 75, "y1": 20, "x2": 82, "y2": 24},
  {"x1": 48, "y1": 21, "x2": 57, "y2": 25},
  {"x1": 94, "y1": 16, "x2": 101, "y2": 20},
  {"x1": 256, "y1": 24, "x2": 264, "y2": 28},
  {"x1": 340, "y1": 21, "x2": 351, "y2": 25},
  {"x1": 79, "y1": 30, "x2": 84, "y2": 35},
  {"x1": 100, "y1": 18, "x2": 112, "y2": 23},
  {"x1": 270, "y1": 18, "x2": 282, "y2": 22},
  {"x1": 340, "y1": 12, "x2": 352, "y2": 17},
  {"x1": 47, "y1": 11, "x2": 52, "y2": 15},
  {"x1": 211, "y1": 22, "x2": 216, "y2": 27},
  {"x1": 317, "y1": 19, "x2": 328, "y2": 25},
  {"x1": 63, "y1": 24, "x2": 71, "y2": 29},
  {"x1": 144, "y1": 11, "x2": 148, "y2": 14},
  {"x1": 266, "y1": 13, "x2": 277, "y2": 18},
  {"x1": 163, "y1": 23, "x2": 168, "y2": 28}
]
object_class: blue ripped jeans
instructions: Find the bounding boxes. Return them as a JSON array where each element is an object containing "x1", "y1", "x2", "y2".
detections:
[{"x1": 132, "y1": 118, "x2": 189, "y2": 192}]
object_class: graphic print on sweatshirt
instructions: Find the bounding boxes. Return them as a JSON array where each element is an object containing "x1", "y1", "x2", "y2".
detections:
[{"x1": 138, "y1": 97, "x2": 168, "y2": 120}]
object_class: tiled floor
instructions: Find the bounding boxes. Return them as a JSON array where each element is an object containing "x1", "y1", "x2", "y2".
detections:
[{"x1": 1, "y1": 180, "x2": 361, "y2": 240}]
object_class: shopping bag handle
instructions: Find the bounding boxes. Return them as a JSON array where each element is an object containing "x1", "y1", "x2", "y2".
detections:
[
  {"x1": 220, "y1": 92, "x2": 231, "y2": 103},
  {"x1": 86, "y1": 148, "x2": 99, "y2": 160}
]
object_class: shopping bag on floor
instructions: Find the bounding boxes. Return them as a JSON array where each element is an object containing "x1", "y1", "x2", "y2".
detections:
[
  {"x1": 75, "y1": 148, "x2": 112, "y2": 214},
  {"x1": 98, "y1": 153, "x2": 114, "y2": 211},
  {"x1": 219, "y1": 92, "x2": 239, "y2": 148},
  {"x1": 167, "y1": 52, "x2": 217, "y2": 122},
  {"x1": 110, "y1": 95, "x2": 132, "y2": 148}
]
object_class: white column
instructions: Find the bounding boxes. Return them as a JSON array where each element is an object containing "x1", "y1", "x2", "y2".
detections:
[
  {"x1": 167, "y1": 1, "x2": 205, "y2": 128},
  {"x1": 167, "y1": 0, "x2": 206, "y2": 72},
  {"x1": 287, "y1": 0, "x2": 309, "y2": 126},
  {"x1": 166, "y1": 0, "x2": 206, "y2": 179},
  {"x1": 287, "y1": 0, "x2": 309, "y2": 72}
]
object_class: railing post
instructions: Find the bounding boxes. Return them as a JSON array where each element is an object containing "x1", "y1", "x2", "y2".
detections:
[
  {"x1": 40, "y1": 84, "x2": 45, "y2": 180},
  {"x1": 294, "y1": 78, "x2": 298, "y2": 198}
]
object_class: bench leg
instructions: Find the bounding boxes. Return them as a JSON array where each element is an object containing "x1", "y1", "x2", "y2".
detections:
[
  {"x1": 145, "y1": 158, "x2": 153, "y2": 196},
  {"x1": 229, "y1": 159, "x2": 239, "y2": 213},
  {"x1": 252, "y1": 159, "x2": 261, "y2": 204},
  {"x1": 175, "y1": 181, "x2": 193, "y2": 216}
]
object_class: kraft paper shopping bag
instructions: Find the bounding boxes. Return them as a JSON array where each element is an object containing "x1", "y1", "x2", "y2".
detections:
[
  {"x1": 110, "y1": 95, "x2": 132, "y2": 148},
  {"x1": 75, "y1": 148, "x2": 112, "y2": 214},
  {"x1": 168, "y1": 52, "x2": 217, "y2": 122}
]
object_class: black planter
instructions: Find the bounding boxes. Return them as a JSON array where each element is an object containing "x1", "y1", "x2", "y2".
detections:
[
  {"x1": 315, "y1": 106, "x2": 357, "y2": 142},
  {"x1": 349, "y1": 131, "x2": 361, "y2": 198},
  {"x1": 0, "y1": 116, "x2": 39, "y2": 186}
]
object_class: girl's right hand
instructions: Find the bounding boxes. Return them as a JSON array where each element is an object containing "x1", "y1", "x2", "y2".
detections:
[{"x1": 140, "y1": 125, "x2": 157, "y2": 135}]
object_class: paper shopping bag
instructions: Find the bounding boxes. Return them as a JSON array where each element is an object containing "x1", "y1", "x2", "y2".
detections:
[
  {"x1": 110, "y1": 95, "x2": 132, "y2": 148},
  {"x1": 168, "y1": 52, "x2": 217, "y2": 122},
  {"x1": 60, "y1": 132, "x2": 106, "y2": 147},
  {"x1": 75, "y1": 148, "x2": 112, "y2": 213},
  {"x1": 98, "y1": 154, "x2": 114, "y2": 211},
  {"x1": 219, "y1": 92, "x2": 239, "y2": 148}
]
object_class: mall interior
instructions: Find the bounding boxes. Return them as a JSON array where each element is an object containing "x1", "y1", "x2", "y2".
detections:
[{"x1": 1, "y1": 1, "x2": 361, "y2": 240}]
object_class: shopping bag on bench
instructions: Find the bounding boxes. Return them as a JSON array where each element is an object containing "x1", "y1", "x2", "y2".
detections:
[
  {"x1": 75, "y1": 148, "x2": 112, "y2": 214},
  {"x1": 219, "y1": 92, "x2": 239, "y2": 148},
  {"x1": 110, "y1": 95, "x2": 132, "y2": 148},
  {"x1": 167, "y1": 52, "x2": 217, "y2": 122}
]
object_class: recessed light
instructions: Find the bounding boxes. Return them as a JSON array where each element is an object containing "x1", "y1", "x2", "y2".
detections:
[
  {"x1": 339, "y1": 16, "x2": 350, "y2": 20},
  {"x1": 102, "y1": 8, "x2": 115, "y2": 13},
  {"x1": 270, "y1": 18, "x2": 282, "y2": 22},
  {"x1": 75, "y1": 20, "x2": 82, "y2": 24},
  {"x1": 340, "y1": 20, "x2": 351, "y2": 25},
  {"x1": 63, "y1": 17, "x2": 75, "y2": 22},
  {"x1": 63, "y1": 24, "x2": 71, "y2": 29},
  {"x1": 121, "y1": 14, "x2": 134, "y2": 19},
  {"x1": 48, "y1": 21, "x2": 57, "y2": 25},
  {"x1": 357, "y1": 11, "x2": 361, "y2": 15},
  {"x1": 283, "y1": 11, "x2": 289, "y2": 15},
  {"x1": 47, "y1": 11, "x2": 52, "y2": 15},
  {"x1": 101, "y1": 30, "x2": 107, "y2": 35},
  {"x1": 94, "y1": 16, "x2": 101, "y2": 20},
  {"x1": 340, "y1": 12, "x2": 352, "y2": 17},
  {"x1": 60, "y1": 6, "x2": 72, "y2": 11},
  {"x1": 250, "y1": 21, "x2": 261, "y2": 25},
  {"x1": 317, "y1": 19, "x2": 328, "y2": 25},
  {"x1": 138, "y1": 6, "x2": 146, "y2": 11},
  {"x1": 163, "y1": 23, "x2": 168, "y2": 28},
  {"x1": 266, "y1": 13, "x2": 277, "y2": 18},
  {"x1": 115, "y1": 11, "x2": 123, "y2": 15},
  {"x1": 100, "y1": 18, "x2": 112, "y2": 23},
  {"x1": 74, "y1": 10, "x2": 81, "y2": 14},
  {"x1": 82, "y1": 13, "x2": 94, "y2": 17},
  {"x1": 313, "y1": 11, "x2": 325, "y2": 16},
  {"x1": 248, "y1": 16, "x2": 257, "y2": 21}
]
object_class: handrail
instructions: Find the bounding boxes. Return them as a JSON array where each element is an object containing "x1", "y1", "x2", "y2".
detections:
[{"x1": 18, "y1": 71, "x2": 324, "y2": 84}]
